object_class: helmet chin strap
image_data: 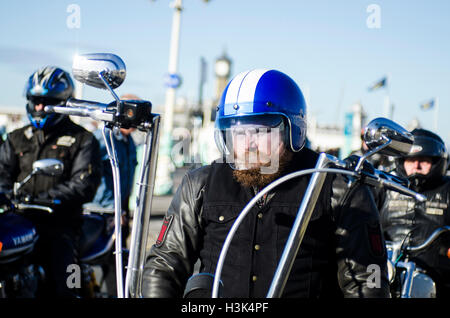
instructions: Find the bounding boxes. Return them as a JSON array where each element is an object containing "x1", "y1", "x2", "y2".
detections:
[
  {"x1": 408, "y1": 173, "x2": 428, "y2": 192},
  {"x1": 408, "y1": 172, "x2": 443, "y2": 192}
]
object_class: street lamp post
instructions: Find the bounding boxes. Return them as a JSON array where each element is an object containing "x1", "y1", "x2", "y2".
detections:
[
  {"x1": 154, "y1": 0, "x2": 183, "y2": 195},
  {"x1": 155, "y1": 0, "x2": 212, "y2": 195},
  {"x1": 164, "y1": 0, "x2": 183, "y2": 135}
]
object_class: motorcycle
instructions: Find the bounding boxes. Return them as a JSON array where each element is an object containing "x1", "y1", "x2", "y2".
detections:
[
  {"x1": 44, "y1": 52, "x2": 428, "y2": 299},
  {"x1": 0, "y1": 158, "x2": 117, "y2": 298},
  {"x1": 386, "y1": 226, "x2": 450, "y2": 298}
]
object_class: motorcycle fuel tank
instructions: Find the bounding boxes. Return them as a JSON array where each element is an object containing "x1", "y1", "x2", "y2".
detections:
[{"x1": 0, "y1": 213, "x2": 38, "y2": 264}]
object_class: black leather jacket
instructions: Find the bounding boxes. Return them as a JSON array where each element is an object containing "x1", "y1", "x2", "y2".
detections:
[
  {"x1": 380, "y1": 177, "x2": 450, "y2": 286},
  {"x1": 143, "y1": 148, "x2": 390, "y2": 298},
  {"x1": 0, "y1": 118, "x2": 101, "y2": 220}
]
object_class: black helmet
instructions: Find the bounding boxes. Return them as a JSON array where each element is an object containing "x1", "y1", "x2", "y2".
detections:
[
  {"x1": 25, "y1": 66, "x2": 74, "y2": 129},
  {"x1": 396, "y1": 128, "x2": 448, "y2": 191}
]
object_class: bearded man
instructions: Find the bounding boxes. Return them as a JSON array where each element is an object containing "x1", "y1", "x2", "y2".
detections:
[{"x1": 142, "y1": 69, "x2": 390, "y2": 298}]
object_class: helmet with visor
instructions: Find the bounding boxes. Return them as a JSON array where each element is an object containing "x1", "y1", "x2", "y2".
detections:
[{"x1": 214, "y1": 69, "x2": 307, "y2": 170}]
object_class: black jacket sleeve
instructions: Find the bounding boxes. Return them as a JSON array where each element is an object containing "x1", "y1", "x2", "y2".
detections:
[
  {"x1": 0, "y1": 136, "x2": 19, "y2": 193},
  {"x1": 142, "y1": 166, "x2": 208, "y2": 297},
  {"x1": 331, "y1": 175, "x2": 391, "y2": 298}
]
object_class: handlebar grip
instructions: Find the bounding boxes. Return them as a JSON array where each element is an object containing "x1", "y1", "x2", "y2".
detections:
[
  {"x1": 15, "y1": 203, "x2": 53, "y2": 213},
  {"x1": 407, "y1": 226, "x2": 450, "y2": 253}
]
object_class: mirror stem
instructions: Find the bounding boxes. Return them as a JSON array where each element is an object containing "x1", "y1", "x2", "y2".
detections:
[
  {"x1": 98, "y1": 70, "x2": 122, "y2": 119},
  {"x1": 354, "y1": 137, "x2": 391, "y2": 172},
  {"x1": 98, "y1": 70, "x2": 121, "y2": 104},
  {"x1": 13, "y1": 169, "x2": 38, "y2": 196}
]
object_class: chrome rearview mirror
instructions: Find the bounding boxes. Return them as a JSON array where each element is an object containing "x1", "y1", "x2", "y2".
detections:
[
  {"x1": 72, "y1": 53, "x2": 126, "y2": 90},
  {"x1": 32, "y1": 159, "x2": 64, "y2": 176},
  {"x1": 363, "y1": 117, "x2": 414, "y2": 157},
  {"x1": 14, "y1": 159, "x2": 64, "y2": 195}
]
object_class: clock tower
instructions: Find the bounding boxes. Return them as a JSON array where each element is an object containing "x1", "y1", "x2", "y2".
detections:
[{"x1": 214, "y1": 52, "x2": 232, "y2": 104}]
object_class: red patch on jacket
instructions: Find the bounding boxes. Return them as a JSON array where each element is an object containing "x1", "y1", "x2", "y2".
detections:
[
  {"x1": 156, "y1": 215, "x2": 174, "y2": 247},
  {"x1": 367, "y1": 223, "x2": 384, "y2": 257}
]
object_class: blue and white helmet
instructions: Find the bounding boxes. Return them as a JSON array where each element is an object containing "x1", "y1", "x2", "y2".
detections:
[
  {"x1": 214, "y1": 69, "x2": 307, "y2": 157},
  {"x1": 25, "y1": 66, "x2": 74, "y2": 129}
]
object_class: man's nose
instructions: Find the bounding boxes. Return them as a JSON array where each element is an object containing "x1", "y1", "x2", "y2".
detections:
[
  {"x1": 245, "y1": 132, "x2": 258, "y2": 149},
  {"x1": 413, "y1": 159, "x2": 423, "y2": 170},
  {"x1": 417, "y1": 160, "x2": 429, "y2": 170}
]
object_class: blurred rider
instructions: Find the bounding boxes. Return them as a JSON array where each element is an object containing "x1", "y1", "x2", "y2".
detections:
[
  {"x1": 380, "y1": 128, "x2": 450, "y2": 297},
  {"x1": 0, "y1": 66, "x2": 101, "y2": 297}
]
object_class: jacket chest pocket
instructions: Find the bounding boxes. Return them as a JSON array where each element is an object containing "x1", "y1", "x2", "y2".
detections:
[
  {"x1": 275, "y1": 202, "x2": 326, "y2": 257},
  {"x1": 274, "y1": 200, "x2": 324, "y2": 229},
  {"x1": 203, "y1": 205, "x2": 244, "y2": 245},
  {"x1": 47, "y1": 144, "x2": 71, "y2": 159},
  {"x1": 275, "y1": 206, "x2": 301, "y2": 249}
]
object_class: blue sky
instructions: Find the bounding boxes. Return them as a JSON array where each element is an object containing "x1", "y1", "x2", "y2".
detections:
[{"x1": 1, "y1": 0, "x2": 450, "y2": 143}]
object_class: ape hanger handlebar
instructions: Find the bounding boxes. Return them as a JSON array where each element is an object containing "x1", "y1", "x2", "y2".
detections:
[{"x1": 45, "y1": 53, "x2": 161, "y2": 299}]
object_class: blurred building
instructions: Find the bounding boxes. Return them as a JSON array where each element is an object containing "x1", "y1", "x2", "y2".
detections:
[
  {"x1": 0, "y1": 105, "x2": 27, "y2": 140},
  {"x1": 307, "y1": 102, "x2": 366, "y2": 158}
]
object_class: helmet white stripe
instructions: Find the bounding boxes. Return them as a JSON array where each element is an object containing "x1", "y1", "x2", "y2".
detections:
[
  {"x1": 236, "y1": 69, "x2": 269, "y2": 104},
  {"x1": 223, "y1": 69, "x2": 269, "y2": 115},
  {"x1": 224, "y1": 70, "x2": 249, "y2": 114}
]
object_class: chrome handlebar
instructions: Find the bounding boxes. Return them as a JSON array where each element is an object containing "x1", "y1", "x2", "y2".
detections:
[
  {"x1": 362, "y1": 169, "x2": 427, "y2": 202},
  {"x1": 45, "y1": 97, "x2": 154, "y2": 131},
  {"x1": 407, "y1": 226, "x2": 450, "y2": 253},
  {"x1": 13, "y1": 202, "x2": 53, "y2": 214},
  {"x1": 66, "y1": 98, "x2": 109, "y2": 109},
  {"x1": 328, "y1": 154, "x2": 426, "y2": 202},
  {"x1": 46, "y1": 96, "x2": 161, "y2": 299},
  {"x1": 45, "y1": 98, "x2": 114, "y2": 123}
]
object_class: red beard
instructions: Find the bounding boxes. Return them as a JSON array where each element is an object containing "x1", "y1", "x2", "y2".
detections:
[{"x1": 232, "y1": 150, "x2": 293, "y2": 188}]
